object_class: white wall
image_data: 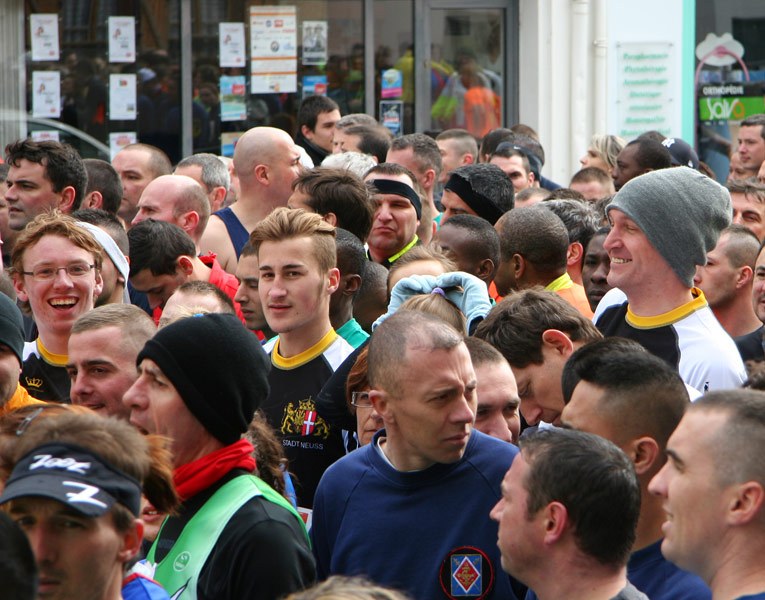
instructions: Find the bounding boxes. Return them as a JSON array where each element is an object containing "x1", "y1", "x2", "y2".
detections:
[{"x1": 518, "y1": 0, "x2": 690, "y2": 184}]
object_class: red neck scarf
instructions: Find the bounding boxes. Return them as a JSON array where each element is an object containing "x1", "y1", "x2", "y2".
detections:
[{"x1": 173, "y1": 439, "x2": 256, "y2": 501}]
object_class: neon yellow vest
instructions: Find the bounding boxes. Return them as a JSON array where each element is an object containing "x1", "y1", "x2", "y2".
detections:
[{"x1": 146, "y1": 474, "x2": 307, "y2": 599}]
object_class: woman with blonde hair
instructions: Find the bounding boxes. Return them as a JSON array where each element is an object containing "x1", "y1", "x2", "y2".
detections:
[{"x1": 579, "y1": 134, "x2": 626, "y2": 176}]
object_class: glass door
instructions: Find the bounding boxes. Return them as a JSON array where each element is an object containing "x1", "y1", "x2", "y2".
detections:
[{"x1": 415, "y1": 0, "x2": 517, "y2": 135}]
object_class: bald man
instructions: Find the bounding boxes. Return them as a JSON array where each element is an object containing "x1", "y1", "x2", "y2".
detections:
[
  {"x1": 132, "y1": 174, "x2": 210, "y2": 249},
  {"x1": 199, "y1": 127, "x2": 303, "y2": 273}
]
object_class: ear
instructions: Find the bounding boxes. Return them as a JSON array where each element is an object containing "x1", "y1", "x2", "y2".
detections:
[
  {"x1": 727, "y1": 482, "x2": 765, "y2": 526},
  {"x1": 253, "y1": 164, "x2": 269, "y2": 185},
  {"x1": 369, "y1": 389, "x2": 392, "y2": 423},
  {"x1": 627, "y1": 436, "x2": 660, "y2": 476},
  {"x1": 301, "y1": 124, "x2": 314, "y2": 140},
  {"x1": 462, "y1": 154, "x2": 475, "y2": 166},
  {"x1": 542, "y1": 501, "x2": 569, "y2": 545},
  {"x1": 477, "y1": 258, "x2": 495, "y2": 281},
  {"x1": 541, "y1": 329, "x2": 575, "y2": 358},
  {"x1": 92, "y1": 267, "x2": 104, "y2": 299},
  {"x1": 13, "y1": 273, "x2": 28, "y2": 303},
  {"x1": 211, "y1": 187, "x2": 227, "y2": 212},
  {"x1": 117, "y1": 519, "x2": 144, "y2": 564},
  {"x1": 342, "y1": 273, "x2": 362, "y2": 296},
  {"x1": 736, "y1": 265, "x2": 753, "y2": 289},
  {"x1": 177, "y1": 256, "x2": 194, "y2": 277},
  {"x1": 327, "y1": 267, "x2": 341, "y2": 295},
  {"x1": 59, "y1": 186, "x2": 77, "y2": 212},
  {"x1": 179, "y1": 211, "x2": 200, "y2": 236},
  {"x1": 567, "y1": 242, "x2": 584, "y2": 268},
  {"x1": 511, "y1": 253, "x2": 524, "y2": 279},
  {"x1": 422, "y1": 168, "x2": 436, "y2": 189},
  {"x1": 85, "y1": 191, "x2": 104, "y2": 210},
  {"x1": 528, "y1": 172, "x2": 536, "y2": 186},
  {"x1": 323, "y1": 212, "x2": 338, "y2": 227}
]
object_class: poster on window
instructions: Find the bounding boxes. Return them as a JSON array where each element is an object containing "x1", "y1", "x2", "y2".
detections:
[
  {"x1": 220, "y1": 76, "x2": 247, "y2": 121},
  {"x1": 108, "y1": 17, "x2": 136, "y2": 63},
  {"x1": 31, "y1": 130, "x2": 60, "y2": 143},
  {"x1": 380, "y1": 101, "x2": 404, "y2": 136},
  {"x1": 249, "y1": 6, "x2": 297, "y2": 94},
  {"x1": 109, "y1": 73, "x2": 137, "y2": 120},
  {"x1": 30, "y1": 14, "x2": 60, "y2": 61},
  {"x1": 109, "y1": 132, "x2": 137, "y2": 160},
  {"x1": 302, "y1": 21, "x2": 328, "y2": 65},
  {"x1": 32, "y1": 71, "x2": 60, "y2": 117},
  {"x1": 219, "y1": 23, "x2": 246, "y2": 68}
]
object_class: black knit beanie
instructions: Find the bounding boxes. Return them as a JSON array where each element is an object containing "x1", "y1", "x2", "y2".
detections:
[{"x1": 137, "y1": 313, "x2": 270, "y2": 444}]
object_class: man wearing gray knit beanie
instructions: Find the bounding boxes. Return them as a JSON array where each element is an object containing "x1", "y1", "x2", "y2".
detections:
[{"x1": 593, "y1": 167, "x2": 746, "y2": 393}]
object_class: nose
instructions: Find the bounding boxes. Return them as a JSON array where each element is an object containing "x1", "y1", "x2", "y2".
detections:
[
  {"x1": 579, "y1": 154, "x2": 587, "y2": 166},
  {"x1": 693, "y1": 267, "x2": 703, "y2": 286},
  {"x1": 482, "y1": 413, "x2": 513, "y2": 443},
  {"x1": 267, "y1": 275, "x2": 287, "y2": 299},
  {"x1": 52, "y1": 267, "x2": 75, "y2": 288},
  {"x1": 602, "y1": 229, "x2": 618, "y2": 252},
  {"x1": 520, "y1": 401, "x2": 542, "y2": 427},
  {"x1": 489, "y1": 497, "x2": 503, "y2": 522},
  {"x1": 376, "y1": 204, "x2": 392, "y2": 222},
  {"x1": 122, "y1": 376, "x2": 145, "y2": 412},
  {"x1": 69, "y1": 372, "x2": 89, "y2": 402},
  {"x1": 131, "y1": 212, "x2": 144, "y2": 227},
  {"x1": 732, "y1": 212, "x2": 744, "y2": 226},
  {"x1": 234, "y1": 282, "x2": 248, "y2": 305},
  {"x1": 452, "y1": 395, "x2": 476, "y2": 425},
  {"x1": 592, "y1": 261, "x2": 609, "y2": 283},
  {"x1": 27, "y1": 524, "x2": 56, "y2": 565}
]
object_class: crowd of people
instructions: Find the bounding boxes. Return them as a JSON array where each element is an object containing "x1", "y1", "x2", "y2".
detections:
[{"x1": 0, "y1": 94, "x2": 764, "y2": 600}]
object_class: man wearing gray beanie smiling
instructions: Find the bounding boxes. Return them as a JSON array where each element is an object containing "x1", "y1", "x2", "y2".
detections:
[
  {"x1": 593, "y1": 167, "x2": 746, "y2": 393},
  {"x1": 123, "y1": 312, "x2": 316, "y2": 600}
]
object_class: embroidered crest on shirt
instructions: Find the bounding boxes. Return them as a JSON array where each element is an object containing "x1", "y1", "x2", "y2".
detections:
[
  {"x1": 439, "y1": 546, "x2": 494, "y2": 599},
  {"x1": 280, "y1": 397, "x2": 330, "y2": 439}
]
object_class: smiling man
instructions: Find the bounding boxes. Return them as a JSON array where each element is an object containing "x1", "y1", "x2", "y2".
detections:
[
  {"x1": 251, "y1": 207, "x2": 354, "y2": 513},
  {"x1": 67, "y1": 304, "x2": 156, "y2": 419},
  {"x1": 648, "y1": 389, "x2": 765, "y2": 600},
  {"x1": 594, "y1": 168, "x2": 746, "y2": 392},
  {"x1": 311, "y1": 310, "x2": 521, "y2": 600},
  {"x1": 11, "y1": 212, "x2": 104, "y2": 402}
]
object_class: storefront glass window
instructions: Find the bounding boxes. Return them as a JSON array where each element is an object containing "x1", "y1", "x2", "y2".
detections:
[
  {"x1": 696, "y1": 3, "x2": 765, "y2": 182},
  {"x1": 22, "y1": 0, "x2": 183, "y2": 162}
]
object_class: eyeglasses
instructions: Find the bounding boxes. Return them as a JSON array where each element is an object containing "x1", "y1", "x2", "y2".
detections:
[
  {"x1": 351, "y1": 391, "x2": 373, "y2": 408},
  {"x1": 21, "y1": 263, "x2": 96, "y2": 282}
]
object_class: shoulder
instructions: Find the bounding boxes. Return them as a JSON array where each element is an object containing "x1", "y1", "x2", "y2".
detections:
[
  {"x1": 323, "y1": 335, "x2": 355, "y2": 371},
  {"x1": 200, "y1": 217, "x2": 237, "y2": 267},
  {"x1": 594, "y1": 288, "x2": 628, "y2": 322}
]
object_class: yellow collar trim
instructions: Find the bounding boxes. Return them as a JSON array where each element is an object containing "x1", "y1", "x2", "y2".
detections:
[
  {"x1": 545, "y1": 272, "x2": 573, "y2": 292},
  {"x1": 272, "y1": 329, "x2": 338, "y2": 369},
  {"x1": 626, "y1": 288, "x2": 708, "y2": 329},
  {"x1": 37, "y1": 338, "x2": 68, "y2": 366},
  {"x1": 388, "y1": 235, "x2": 419, "y2": 264}
]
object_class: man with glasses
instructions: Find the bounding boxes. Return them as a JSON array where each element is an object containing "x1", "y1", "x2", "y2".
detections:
[{"x1": 11, "y1": 211, "x2": 103, "y2": 402}]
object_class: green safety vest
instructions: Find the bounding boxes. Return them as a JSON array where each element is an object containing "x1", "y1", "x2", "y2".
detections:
[{"x1": 146, "y1": 474, "x2": 307, "y2": 600}]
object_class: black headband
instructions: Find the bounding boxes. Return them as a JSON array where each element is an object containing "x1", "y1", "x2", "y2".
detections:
[
  {"x1": 444, "y1": 173, "x2": 504, "y2": 225},
  {"x1": 368, "y1": 179, "x2": 422, "y2": 219}
]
